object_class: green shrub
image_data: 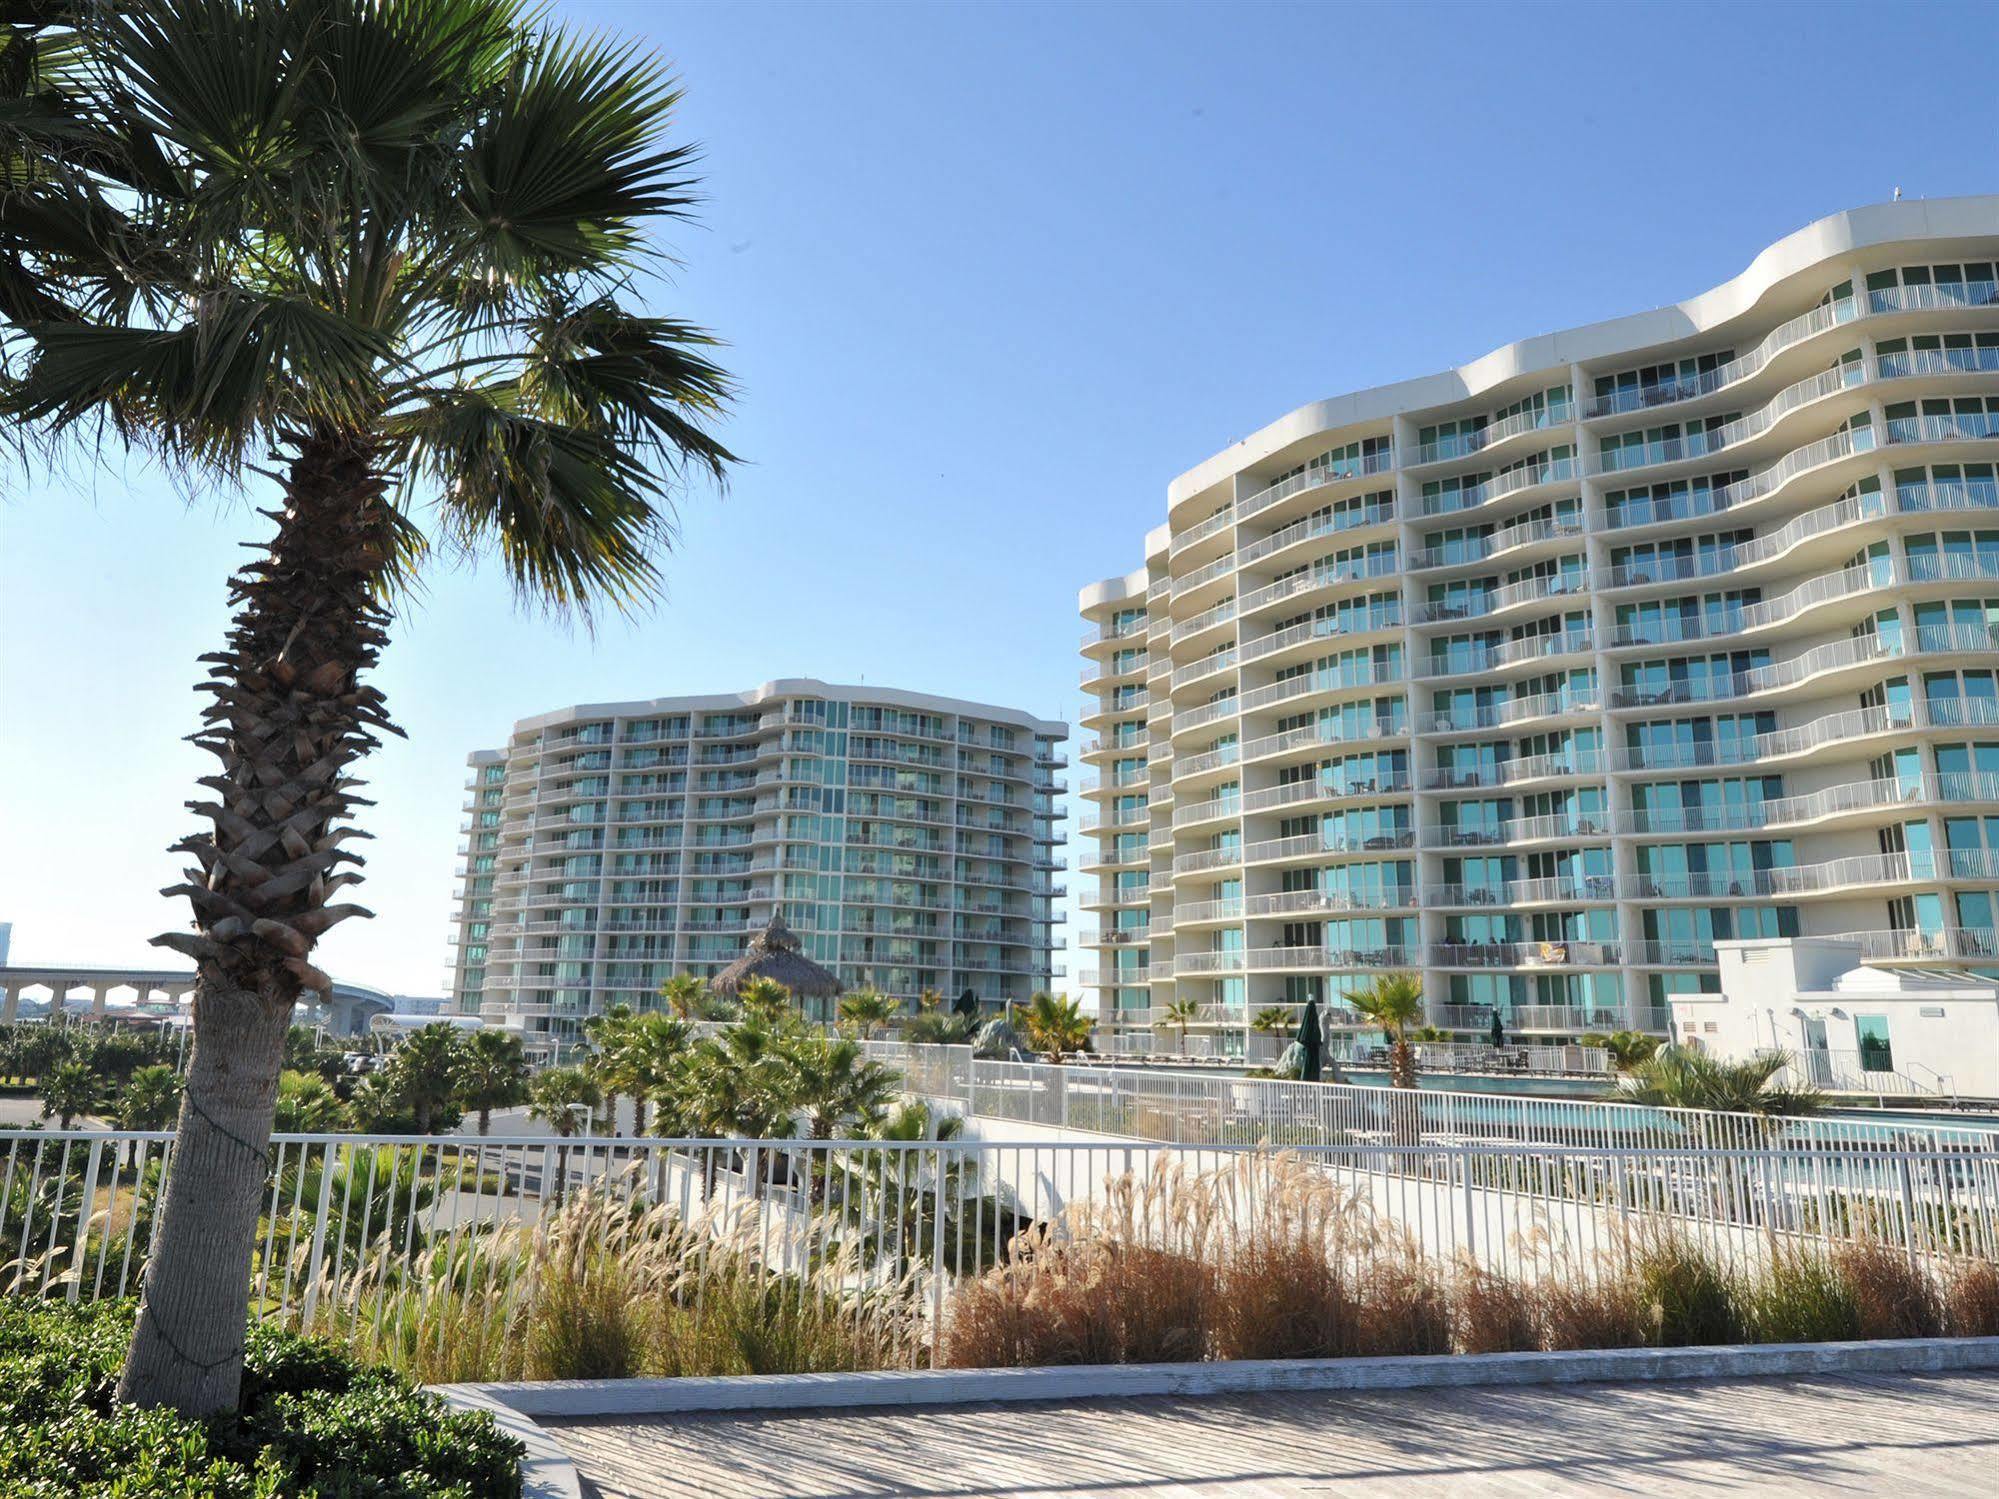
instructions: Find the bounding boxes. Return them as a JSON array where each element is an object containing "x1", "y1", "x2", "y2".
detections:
[
  {"x1": 1738, "y1": 1247, "x2": 1862, "y2": 1344},
  {"x1": 1630, "y1": 1234, "x2": 1740, "y2": 1346},
  {"x1": 0, "y1": 1298, "x2": 522, "y2": 1498}
]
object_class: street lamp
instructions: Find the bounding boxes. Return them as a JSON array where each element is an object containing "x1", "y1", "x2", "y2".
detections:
[{"x1": 567, "y1": 1102, "x2": 592, "y2": 1139}]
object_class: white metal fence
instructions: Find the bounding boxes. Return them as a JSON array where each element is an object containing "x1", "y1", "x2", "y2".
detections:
[
  {"x1": 5, "y1": 1127, "x2": 1996, "y2": 1346},
  {"x1": 864, "y1": 1042, "x2": 1999, "y2": 1154}
]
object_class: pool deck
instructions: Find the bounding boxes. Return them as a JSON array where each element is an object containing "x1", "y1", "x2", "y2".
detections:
[{"x1": 547, "y1": 1368, "x2": 1999, "y2": 1497}]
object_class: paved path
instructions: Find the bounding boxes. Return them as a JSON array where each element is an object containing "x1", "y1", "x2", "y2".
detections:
[{"x1": 546, "y1": 1370, "x2": 1999, "y2": 1497}]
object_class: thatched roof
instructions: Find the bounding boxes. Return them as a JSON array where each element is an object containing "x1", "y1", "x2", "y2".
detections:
[{"x1": 710, "y1": 914, "x2": 845, "y2": 998}]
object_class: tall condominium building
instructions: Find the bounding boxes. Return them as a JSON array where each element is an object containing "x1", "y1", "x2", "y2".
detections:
[
  {"x1": 449, "y1": 680, "x2": 1067, "y2": 1054},
  {"x1": 1078, "y1": 197, "x2": 1999, "y2": 1059}
]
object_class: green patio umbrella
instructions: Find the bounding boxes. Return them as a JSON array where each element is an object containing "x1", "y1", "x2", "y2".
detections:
[{"x1": 1295, "y1": 996, "x2": 1324, "y2": 1082}]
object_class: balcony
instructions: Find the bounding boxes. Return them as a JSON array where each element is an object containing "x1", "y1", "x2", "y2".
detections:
[
  {"x1": 1238, "y1": 553, "x2": 1399, "y2": 617},
  {"x1": 1421, "y1": 686, "x2": 1600, "y2": 734},
  {"x1": 1596, "y1": 362, "x2": 1871, "y2": 479},
  {"x1": 1409, "y1": 512, "x2": 1583, "y2": 571},
  {"x1": 1421, "y1": 811, "x2": 1611, "y2": 849},
  {"x1": 1607, "y1": 632, "x2": 1897, "y2": 710},
  {"x1": 1423, "y1": 875, "x2": 1618, "y2": 907},
  {"x1": 1428, "y1": 940, "x2": 1623, "y2": 969},
  {"x1": 1236, "y1": 498, "x2": 1397, "y2": 568},
  {"x1": 1234, "y1": 450, "x2": 1395, "y2": 526},
  {"x1": 1583, "y1": 295, "x2": 1861, "y2": 420},
  {"x1": 1419, "y1": 454, "x2": 1579, "y2": 520},
  {"x1": 1423, "y1": 747, "x2": 1606, "y2": 791},
  {"x1": 1622, "y1": 772, "x2": 1999, "y2": 836},
  {"x1": 1409, "y1": 402, "x2": 1572, "y2": 468},
  {"x1": 1239, "y1": 607, "x2": 1401, "y2": 666},
  {"x1": 1169, "y1": 599, "x2": 1238, "y2": 645},
  {"x1": 1837, "y1": 926, "x2": 1999, "y2": 963}
]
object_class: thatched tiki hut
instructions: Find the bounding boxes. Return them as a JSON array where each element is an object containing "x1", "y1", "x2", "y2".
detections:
[{"x1": 711, "y1": 914, "x2": 844, "y2": 1023}]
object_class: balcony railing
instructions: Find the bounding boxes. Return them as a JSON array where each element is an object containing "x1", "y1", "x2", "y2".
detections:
[
  {"x1": 1583, "y1": 295, "x2": 1862, "y2": 420},
  {"x1": 1409, "y1": 402, "x2": 1571, "y2": 467},
  {"x1": 1234, "y1": 450, "x2": 1395, "y2": 525},
  {"x1": 1236, "y1": 498, "x2": 1397, "y2": 567}
]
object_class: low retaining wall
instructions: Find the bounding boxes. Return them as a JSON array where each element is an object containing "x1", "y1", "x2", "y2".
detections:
[
  {"x1": 445, "y1": 1335, "x2": 1999, "y2": 1420},
  {"x1": 431, "y1": 1385, "x2": 582, "y2": 1499}
]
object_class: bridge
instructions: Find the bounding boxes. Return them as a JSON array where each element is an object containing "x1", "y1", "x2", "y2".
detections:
[{"x1": 0, "y1": 963, "x2": 400, "y2": 1038}]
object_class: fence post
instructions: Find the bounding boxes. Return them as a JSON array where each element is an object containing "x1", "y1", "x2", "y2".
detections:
[
  {"x1": 1898, "y1": 1151, "x2": 1921, "y2": 1269},
  {"x1": 299, "y1": 1140, "x2": 339, "y2": 1326},
  {"x1": 1460, "y1": 1147, "x2": 1476, "y2": 1263},
  {"x1": 69, "y1": 1140, "x2": 103, "y2": 1304}
]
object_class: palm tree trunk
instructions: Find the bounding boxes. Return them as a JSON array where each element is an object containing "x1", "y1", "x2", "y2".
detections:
[
  {"x1": 114, "y1": 976, "x2": 290, "y2": 1414},
  {"x1": 1391, "y1": 1039, "x2": 1417, "y2": 1090},
  {"x1": 119, "y1": 433, "x2": 397, "y2": 1415},
  {"x1": 478, "y1": 1107, "x2": 492, "y2": 1136}
]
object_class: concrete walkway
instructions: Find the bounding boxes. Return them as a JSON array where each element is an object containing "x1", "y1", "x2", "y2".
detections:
[{"x1": 546, "y1": 1369, "x2": 1999, "y2": 1497}]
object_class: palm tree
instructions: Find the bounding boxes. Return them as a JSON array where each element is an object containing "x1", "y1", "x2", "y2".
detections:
[
  {"x1": 736, "y1": 976, "x2": 794, "y2": 1029},
  {"x1": 385, "y1": 1023, "x2": 465, "y2": 1134},
  {"x1": 915, "y1": 988, "x2": 945, "y2": 1013},
  {"x1": 2, "y1": 0, "x2": 734, "y2": 1414},
  {"x1": 620, "y1": 1012, "x2": 689, "y2": 1138},
  {"x1": 528, "y1": 1066, "x2": 602, "y2": 1207},
  {"x1": 1350, "y1": 972, "x2": 1425, "y2": 1089},
  {"x1": 1019, "y1": 992, "x2": 1091, "y2": 1064},
  {"x1": 344, "y1": 1073, "x2": 409, "y2": 1133},
  {"x1": 837, "y1": 986, "x2": 898, "y2": 1041},
  {"x1": 666, "y1": 1026, "x2": 798, "y2": 1142},
  {"x1": 658, "y1": 973, "x2": 707, "y2": 1021},
  {"x1": 272, "y1": 1070, "x2": 348, "y2": 1133},
  {"x1": 582, "y1": 1005, "x2": 638, "y2": 1134},
  {"x1": 1617, "y1": 1046, "x2": 1826, "y2": 1118},
  {"x1": 1582, "y1": 1030, "x2": 1662, "y2": 1071},
  {"x1": 905, "y1": 1010, "x2": 975, "y2": 1046},
  {"x1": 39, "y1": 1058, "x2": 102, "y2": 1129},
  {"x1": 1161, "y1": 998, "x2": 1200, "y2": 1054},
  {"x1": 455, "y1": 1029, "x2": 529, "y2": 1135},
  {"x1": 782, "y1": 1033, "x2": 899, "y2": 1140},
  {"x1": 116, "y1": 1065, "x2": 183, "y2": 1134}
]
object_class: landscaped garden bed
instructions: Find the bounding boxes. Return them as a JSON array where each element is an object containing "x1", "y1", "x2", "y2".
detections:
[{"x1": 0, "y1": 1298, "x2": 523, "y2": 1498}]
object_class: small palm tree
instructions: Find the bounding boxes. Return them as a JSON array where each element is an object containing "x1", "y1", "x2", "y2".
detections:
[
  {"x1": 837, "y1": 986, "x2": 898, "y2": 1040},
  {"x1": 620, "y1": 1012, "x2": 689, "y2": 1137},
  {"x1": 273, "y1": 1070, "x2": 348, "y2": 1133},
  {"x1": 666, "y1": 1026, "x2": 798, "y2": 1142},
  {"x1": 582, "y1": 1004, "x2": 638, "y2": 1133},
  {"x1": 916, "y1": 988, "x2": 945, "y2": 1013},
  {"x1": 1020, "y1": 992, "x2": 1091, "y2": 1064},
  {"x1": 1161, "y1": 998, "x2": 1200, "y2": 1054},
  {"x1": 116, "y1": 1065, "x2": 183, "y2": 1133},
  {"x1": 528, "y1": 1066, "x2": 602, "y2": 1206},
  {"x1": 455, "y1": 1030, "x2": 529, "y2": 1136},
  {"x1": 782, "y1": 1033, "x2": 899, "y2": 1139},
  {"x1": 344, "y1": 1073, "x2": 409, "y2": 1133},
  {"x1": 1617, "y1": 1046, "x2": 1826, "y2": 1118},
  {"x1": 38, "y1": 1058, "x2": 102, "y2": 1129},
  {"x1": 1582, "y1": 1030, "x2": 1662, "y2": 1071},
  {"x1": 736, "y1": 976, "x2": 794, "y2": 1029},
  {"x1": 658, "y1": 974, "x2": 707, "y2": 1021},
  {"x1": 385, "y1": 1023, "x2": 466, "y2": 1134},
  {"x1": 1250, "y1": 1005, "x2": 1297, "y2": 1035},
  {"x1": 3, "y1": 0, "x2": 736, "y2": 1415},
  {"x1": 1350, "y1": 972, "x2": 1425, "y2": 1089}
]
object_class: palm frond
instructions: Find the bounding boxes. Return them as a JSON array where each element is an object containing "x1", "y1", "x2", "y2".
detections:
[
  {"x1": 392, "y1": 382, "x2": 672, "y2": 615},
  {"x1": 455, "y1": 27, "x2": 697, "y2": 289}
]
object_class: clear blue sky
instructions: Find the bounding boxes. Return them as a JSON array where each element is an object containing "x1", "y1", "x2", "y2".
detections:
[{"x1": 3, "y1": 0, "x2": 1994, "y2": 994}]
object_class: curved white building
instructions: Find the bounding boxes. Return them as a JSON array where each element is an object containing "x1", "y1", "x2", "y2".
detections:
[
  {"x1": 450, "y1": 680, "x2": 1067, "y2": 1053},
  {"x1": 1078, "y1": 196, "x2": 1999, "y2": 1058}
]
